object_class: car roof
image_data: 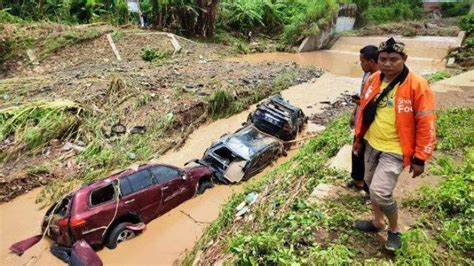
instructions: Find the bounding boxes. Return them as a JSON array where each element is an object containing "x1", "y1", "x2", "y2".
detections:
[
  {"x1": 76, "y1": 163, "x2": 176, "y2": 192},
  {"x1": 218, "y1": 126, "x2": 280, "y2": 160}
]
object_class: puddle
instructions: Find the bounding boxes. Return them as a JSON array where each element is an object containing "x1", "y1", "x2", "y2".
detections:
[{"x1": 230, "y1": 36, "x2": 455, "y2": 77}]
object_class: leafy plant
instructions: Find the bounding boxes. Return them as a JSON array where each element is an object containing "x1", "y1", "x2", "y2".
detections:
[
  {"x1": 141, "y1": 47, "x2": 170, "y2": 62},
  {"x1": 396, "y1": 229, "x2": 437, "y2": 265},
  {"x1": 460, "y1": 13, "x2": 474, "y2": 35},
  {"x1": 427, "y1": 71, "x2": 450, "y2": 83},
  {"x1": 436, "y1": 108, "x2": 474, "y2": 150}
]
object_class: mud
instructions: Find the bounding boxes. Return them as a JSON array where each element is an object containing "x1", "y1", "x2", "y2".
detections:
[{"x1": 231, "y1": 36, "x2": 460, "y2": 77}]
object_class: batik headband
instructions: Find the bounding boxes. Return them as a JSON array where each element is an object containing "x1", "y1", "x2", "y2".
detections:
[{"x1": 378, "y1": 37, "x2": 407, "y2": 55}]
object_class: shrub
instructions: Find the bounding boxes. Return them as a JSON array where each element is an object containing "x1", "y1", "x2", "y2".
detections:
[
  {"x1": 460, "y1": 13, "x2": 474, "y2": 35},
  {"x1": 141, "y1": 47, "x2": 169, "y2": 62},
  {"x1": 441, "y1": 1, "x2": 471, "y2": 18}
]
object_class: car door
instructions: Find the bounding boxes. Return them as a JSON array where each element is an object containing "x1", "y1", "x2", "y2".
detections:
[
  {"x1": 248, "y1": 148, "x2": 274, "y2": 178},
  {"x1": 150, "y1": 165, "x2": 192, "y2": 214},
  {"x1": 120, "y1": 169, "x2": 162, "y2": 223}
]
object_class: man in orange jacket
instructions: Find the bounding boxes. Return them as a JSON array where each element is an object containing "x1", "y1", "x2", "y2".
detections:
[{"x1": 353, "y1": 37, "x2": 436, "y2": 251}]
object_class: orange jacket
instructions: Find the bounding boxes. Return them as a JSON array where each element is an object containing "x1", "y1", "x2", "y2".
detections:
[{"x1": 355, "y1": 70, "x2": 436, "y2": 166}]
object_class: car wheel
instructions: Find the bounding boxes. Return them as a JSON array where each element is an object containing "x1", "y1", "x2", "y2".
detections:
[
  {"x1": 196, "y1": 179, "x2": 214, "y2": 194},
  {"x1": 105, "y1": 222, "x2": 136, "y2": 249}
]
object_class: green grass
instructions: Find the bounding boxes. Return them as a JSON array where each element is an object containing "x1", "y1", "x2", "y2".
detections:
[
  {"x1": 141, "y1": 47, "x2": 171, "y2": 63},
  {"x1": 427, "y1": 71, "x2": 451, "y2": 83},
  {"x1": 436, "y1": 108, "x2": 474, "y2": 150},
  {"x1": 403, "y1": 108, "x2": 474, "y2": 260},
  {"x1": 184, "y1": 107, "x2": 474, "y2": 265},
  {"x1": 207, "y1": 89, "x2": 244, "y2": 119},
  {"x1": 0, "y1": 100, "x2": 83, "y2": 153}
]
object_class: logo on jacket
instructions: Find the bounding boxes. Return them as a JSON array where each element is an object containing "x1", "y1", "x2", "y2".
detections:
[{"x1": 397, "y1": 98, "x2": 413, "y2": 113}]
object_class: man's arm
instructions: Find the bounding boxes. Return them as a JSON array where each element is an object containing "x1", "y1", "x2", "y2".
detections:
[{"x1": 412, "y1": 79, "x2": 436, "y2": 169}]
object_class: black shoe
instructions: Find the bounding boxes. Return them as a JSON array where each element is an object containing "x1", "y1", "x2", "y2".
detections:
[
  {"x1": 354, "y1": 220, "x2": 383, "y2": 232},
  {"x1": 346, "y1": 180, "x2": 364, "y2": 191},
  {"x1": 385, "y1": 231, "x2": 402, "y2": 251}
]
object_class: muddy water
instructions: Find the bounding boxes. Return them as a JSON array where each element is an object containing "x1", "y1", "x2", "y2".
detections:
[
  {"x1": 0, "y1": 73, "x2": 359, "y2": 265},
  {"x1": 231, "y1": 36, "x2": 458, "y2": 77}
]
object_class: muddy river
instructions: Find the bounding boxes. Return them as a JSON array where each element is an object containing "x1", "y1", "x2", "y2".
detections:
[
  {"x1": 0, "y1": 35, "x2": 458, "y2": 265},
  {"x1": 232, "y1": 36, "x2": 459, "y2": 77}
]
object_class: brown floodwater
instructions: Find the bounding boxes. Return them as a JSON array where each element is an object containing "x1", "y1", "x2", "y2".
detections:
[
  {"x1": 230, "y1": 36, "x2": 458, "y2": 78},
  {"x1": 0, "y1": 35, "x2": 457, "y2": 266}
]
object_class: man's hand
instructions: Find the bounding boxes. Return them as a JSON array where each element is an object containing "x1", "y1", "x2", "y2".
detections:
[
  {"x1": 409, "y1": 163, "x2": 424, "y2": 178},
  {"x1": 352, "y1": 141, "x2": 361, "y2": 156}
]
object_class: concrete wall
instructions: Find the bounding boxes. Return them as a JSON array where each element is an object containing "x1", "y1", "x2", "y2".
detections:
[{"x1": 335, "y1": 16, "x2": 355, "y2": 33}]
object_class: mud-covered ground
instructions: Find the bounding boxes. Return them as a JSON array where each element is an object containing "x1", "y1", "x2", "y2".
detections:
[{"x1": 0, "y1": 24, "x2": 324, "y2": 202}]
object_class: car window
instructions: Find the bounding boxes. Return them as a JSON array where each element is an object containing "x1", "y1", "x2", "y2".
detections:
[
  {"x1": 90, "y1": 184, "x2": 116, "y2": 206},
  {"x1": 150, "y1": 166, "x2": 180, "y2": 183},
  {"x1": 127, "y1": 170, "x2": 153, "y2": 192},
  {"x1": 119, "y1": 177, "x2": 133, "y2": 196}
]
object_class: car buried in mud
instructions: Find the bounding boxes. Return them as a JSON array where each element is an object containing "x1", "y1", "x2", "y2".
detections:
[
  {"x1": 247, "y1": 95, "x2": 308, "y2": 141},
  {"x1": 40, "y1": 163, "x2": 214, "y2": 252},
  {"x1": 187, "y1": 125, "x2": 285, "y2": 184}
]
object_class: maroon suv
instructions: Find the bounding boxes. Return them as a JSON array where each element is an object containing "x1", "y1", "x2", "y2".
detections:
[{"x1": 42, "y1": 163, "x2": 213, "y2": 249}]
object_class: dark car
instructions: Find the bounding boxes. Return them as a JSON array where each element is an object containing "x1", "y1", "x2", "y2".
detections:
[
  {"x1": 41, "y1": 163, "x2": 213, "y2": 250},
  {"x1": 247, "y1": 95, "x2": 307, "y2": 140},
  {"x1": 187, "y1": 125, "x2": 284, "y2": 184}
]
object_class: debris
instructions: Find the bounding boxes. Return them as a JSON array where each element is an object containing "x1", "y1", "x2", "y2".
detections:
[
  {"x1": 106, "y1": 33, "x2": 122, "y2": 61},
  {"x1": 130, "y1": 126, "x2": 146, "y2": 134},
  {"x1": 308, "y1": 183, "x2": 339, "y2": 203},
  {"x1": 245, "y1": 192, "x2": 259, "y2": 205},
  {"x1": 167, "y1": 33, "x2": 182, "y2": 55},
  {"x1": 127, "y1": 152, "x2": 136, "y2": 160},
  {"x1": 446, "y1": 57, "x2": 456, "y2": 68},
  {"x1": 70, "y1": 240, "x2": 103, "y2": 266},
  {"x1": 111, "y1": 123, "x2": 126, "y2": 134},
  {"x1": 235, "y1": 206, "x2": 249, "y2": 217},
  {"x1": 62, "y1": 142, "x2": 86, "y2": 153},
  {"x1": 26, "y1": 49, "x2": 39, "y2": 65},
  {"x1": 9, "y1": 234, "x2": 42, "y2": 256}
]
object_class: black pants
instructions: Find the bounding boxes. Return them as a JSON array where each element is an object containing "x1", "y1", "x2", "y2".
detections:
[{"x1": 351, "y1": 138, "x2": 369, "y2": 193}]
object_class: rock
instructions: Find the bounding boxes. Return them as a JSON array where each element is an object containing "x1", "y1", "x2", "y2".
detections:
[
  {"x1": 76, "y1": 141, "x2": 86, "y2": 147},
  {"x1": 446, "y1": 57, "x2": 456, "y2": 68},
  {"x1": 111, "y1": 123, "x2": 126, "y2": 134},
  {"x1": 62, "y1": 142, "x2": 74, "y2": 151},
  {"x1": 308, "y1": 183, "x2": 339, "y2": 203},
  {"x1": 130, "y1": 126, "x2": 146, "y2": 134},
  {"x1": 127, "y1": 152, "x2": 136, "y2": 160}
]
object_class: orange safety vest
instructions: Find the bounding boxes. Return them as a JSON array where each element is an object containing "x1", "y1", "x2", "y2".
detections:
[{"x1": 355, "y1": 70, "x2": 436, "y2": 166}]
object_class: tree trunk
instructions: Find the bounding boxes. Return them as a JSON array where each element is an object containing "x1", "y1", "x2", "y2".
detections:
[
  {"x1": 195, "y1": 0, "x2": 219, "y2": 37},
  {"x1": 150, "y1": 0, "x2": 159, "y2": 28}
]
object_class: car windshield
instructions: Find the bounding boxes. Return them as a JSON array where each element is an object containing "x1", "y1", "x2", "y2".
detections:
[{"x1": 223, "y1": 126, "x2": 277, "y2": 160}]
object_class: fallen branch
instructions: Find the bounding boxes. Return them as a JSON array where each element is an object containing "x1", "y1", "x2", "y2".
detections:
[
  {"x1": 179, "y1": 210, "x2": 210, "y2": 224},
  {"x1": 106, "y1": 33, "x2": 122, "y2": 61}
]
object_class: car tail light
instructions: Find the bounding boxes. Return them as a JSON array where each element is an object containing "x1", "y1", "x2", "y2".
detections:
[
  {"x1": 283, "y1": 123, "x2": 292, "y2": 131},
  {"x1": 58, "y1": 218, "x2": 69, "y2": 227},
  {"x1": 70, "y1": 218, "x2": 86, "y2": 228}
]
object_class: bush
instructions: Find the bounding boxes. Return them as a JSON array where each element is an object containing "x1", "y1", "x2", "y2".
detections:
[
  {"x1": 460, "y1": 13, "x2": 474, "y2": 35},
  {"x1": 0, "y1": 9, "x2": 24, "y2": 23},
  {"x1": 281, "y1": 0, "x2": 338, "y2": 44},
  {"x1": 141, "y1": 47, "x2": 169, "y2": 62},
  {"x1": 441, "y1": 1, "x2": 471, "y2": 18},
  {"x1": 362, "y1": 2, "x2": 423, "y2": 25},
  {"x1": 436, "y1": 108, "x2": 474, "y2": 150}
]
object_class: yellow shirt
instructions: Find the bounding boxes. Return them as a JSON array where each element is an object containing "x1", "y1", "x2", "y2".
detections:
[{"x1": 364, "y1": 82, "x2": 403, "y2": 155}]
